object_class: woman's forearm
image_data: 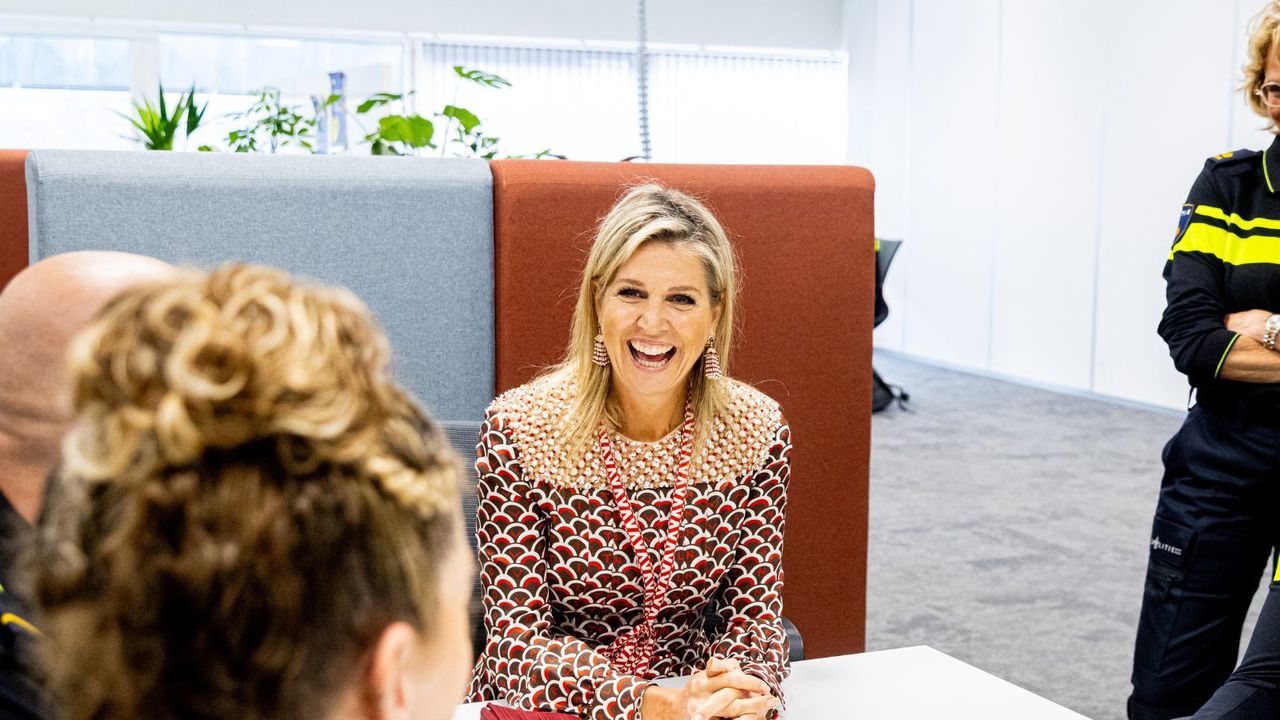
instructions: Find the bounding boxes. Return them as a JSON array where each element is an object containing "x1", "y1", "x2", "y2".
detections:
[{"x1": 1218, "y1": 335, "x2": 1280, "y2": 383}]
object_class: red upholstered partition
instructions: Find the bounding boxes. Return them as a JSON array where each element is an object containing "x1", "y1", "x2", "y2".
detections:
[
  {"x1": 490, "y1": 160, "x2": 874, "y2": 658},
  {"x1": 0, "y1": 151, "x2": 29, "y2": 292}
]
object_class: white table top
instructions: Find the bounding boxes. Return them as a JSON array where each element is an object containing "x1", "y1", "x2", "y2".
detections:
[{"x1": 455, "y1": 645, "x2": 1089, "y2": 719}]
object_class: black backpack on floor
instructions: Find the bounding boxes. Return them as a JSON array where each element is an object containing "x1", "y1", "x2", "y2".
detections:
[{"x1": 872, "y1": 368, "x2": 909, "y2": 413}]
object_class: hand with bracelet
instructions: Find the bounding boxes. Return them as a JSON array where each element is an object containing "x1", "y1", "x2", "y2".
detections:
[
  {"x1": 1224, "y1": 309, "x2": 1280, "y2": 349},
  {"x1": 641, "y1": 657, "x2": 779, "y2": 720}
]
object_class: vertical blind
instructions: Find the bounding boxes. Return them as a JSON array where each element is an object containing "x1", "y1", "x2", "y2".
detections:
[
  {"x1": 647, "y1": 51, "x2": 846, "y2": 164},
  {"x1": 422, "y1": 41, "x2": 846, "y2": 164},
  {"x1": 420, "y1": 42, "x2": 640, "y2": 161}
]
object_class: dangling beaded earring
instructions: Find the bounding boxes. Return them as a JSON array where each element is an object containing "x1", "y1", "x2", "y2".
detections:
[
  {"x1": 593, "y1": 330, "x2": 611, "y2": 367},
  {"x1": 703, "y1": 336, "x2": 723, "y2": 380}
]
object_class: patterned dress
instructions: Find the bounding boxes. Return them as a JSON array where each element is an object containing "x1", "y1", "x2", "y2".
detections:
[{"x1": 466, "y1": 374, "x2": 791, "y2": 720}]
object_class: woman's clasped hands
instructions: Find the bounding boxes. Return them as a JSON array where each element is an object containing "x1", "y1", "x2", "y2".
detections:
[{"x1": 642, "y1": 657, "x2": 780, "y2": 720}]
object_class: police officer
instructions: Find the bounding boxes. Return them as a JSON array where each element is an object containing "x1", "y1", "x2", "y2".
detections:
[
  {"x1": 1132, "y1": 4, "x2": 1280, "y2": 718},
  {"x1": 0, "y1": 526, "x2": 42, "y2": 719}
]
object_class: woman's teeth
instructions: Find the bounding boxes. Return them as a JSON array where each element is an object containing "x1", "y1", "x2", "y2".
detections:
[{"x1": 629, "y1": 339, "x2": 675, "y2": 368}]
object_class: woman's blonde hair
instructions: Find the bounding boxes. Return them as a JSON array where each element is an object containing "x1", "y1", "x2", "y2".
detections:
[
  {"x1": 549, "y1": 183, "x2": 739, "y2": 452},
  {"x1": 1244, "y1": 1, "x2": 1280, "y2": 125},
  {"x1": 34, "y1": 264, "x2": 461, "y2": 720}
]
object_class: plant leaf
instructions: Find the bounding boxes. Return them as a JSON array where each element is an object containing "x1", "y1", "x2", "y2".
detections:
[
  {"x1": 441, "y1": 105, "x2": 481, "y2": 134},
  {"x1": 378, "y1": 114, "x2": 434, "y2": 148},
  {"x1": 357, "y1": 92, "x2": 403, "y2": 114},
  {"x1": 186, "y1": 85, "x2": 207, "y2": 136},
  {"x1": 453, "y1": 65, "x2": 512, "y2": 88}
]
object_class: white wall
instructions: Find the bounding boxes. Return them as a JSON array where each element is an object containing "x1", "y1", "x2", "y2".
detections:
[
  {"x1": 854, "y1": 0, "x2": 1275, "y2": 409},
  {"x1": 0, "y1": 0, "x2": 845, "y2": 50},
  {"x1": 863, "y1": 0, "x2": 910, "y2": 350},
  {"x1": 903, "y1": 0, "x2": 1001, "y2": 369}
]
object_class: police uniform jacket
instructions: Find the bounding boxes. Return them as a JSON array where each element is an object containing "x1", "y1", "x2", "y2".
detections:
[{"x1": 1160, "y1": 134, "x2": 1280, "y2": 417}]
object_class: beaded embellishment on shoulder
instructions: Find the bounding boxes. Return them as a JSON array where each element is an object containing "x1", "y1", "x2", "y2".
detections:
[{"x1": 488, "y1": 375, "x2": 783, "y2": 491}]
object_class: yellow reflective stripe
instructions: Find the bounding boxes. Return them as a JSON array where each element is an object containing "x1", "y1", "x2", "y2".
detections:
[
  {"x1": 1216, "y1": 333, "x2": 1241, "y2": 378},
  {"x1": 1168, "y1": 222, "x2": 1280, "y2": 265},
  {"x1": 1266, "y1": 147, "x2": 1275, "y2": 194},
  {"x1": 0, "y1": 612, "x2": 39, "y2": 635},
  {"x1": 1275, "y1": 560, "x2": 1280, "y2": 582},
  {"x1": 874, "y1": 238, "x2": 881, "y2": 252},
  {"x1": 1194, "y1": 205, "x2": 1280, "y2": 231}
]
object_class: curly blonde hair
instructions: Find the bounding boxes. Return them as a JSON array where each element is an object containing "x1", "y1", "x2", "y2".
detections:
[
  {"x1": 1244, "y1": 1, "x2": 1280, "y2": 126},
  {"x1": 34, "y1": 264, "x2": 461, "y2": 720}
]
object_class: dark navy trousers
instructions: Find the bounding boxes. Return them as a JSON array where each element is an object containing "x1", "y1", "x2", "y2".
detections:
[
  {"x1": 1191, "y1": 582, "x2": 1280, "y2": 719},
  {"x1": 1129, "y1": 405, "x2": 1280, "y2": 720}
]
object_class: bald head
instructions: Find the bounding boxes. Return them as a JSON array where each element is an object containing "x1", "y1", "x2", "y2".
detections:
[{"x1": 0, "y1": 251, "x2": 176, "y2": 522}]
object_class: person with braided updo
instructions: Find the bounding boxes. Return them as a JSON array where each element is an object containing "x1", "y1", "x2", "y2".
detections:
[
  {"x1": 468, "y1": 184, "x2": 788, "y2": 720},
  {"x1": 31, "y1": 264, "x2": 474, "y2": 720}
]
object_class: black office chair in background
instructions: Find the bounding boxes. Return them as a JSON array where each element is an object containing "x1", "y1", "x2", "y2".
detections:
[
  {"x1": 873, "y1": 239, "x2": 909, "y2": 413},
  {"x1": 440, "y1": 420, "x2": 488, "y2": 660}
]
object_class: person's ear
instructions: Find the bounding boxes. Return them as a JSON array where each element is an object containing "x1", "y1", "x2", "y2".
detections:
[{"x1": 367, "y1": 622, "x2": 420, "y2": 720}]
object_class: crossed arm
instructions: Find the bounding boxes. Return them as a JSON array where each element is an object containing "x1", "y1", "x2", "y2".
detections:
[{"x1": 1221, "y1": 309, "x2": 1280, "y2": 383}]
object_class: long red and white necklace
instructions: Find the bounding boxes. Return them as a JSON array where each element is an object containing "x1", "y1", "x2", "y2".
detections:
[{"x1": 597, "y1": 399, "x2": 695, "y2": 678}]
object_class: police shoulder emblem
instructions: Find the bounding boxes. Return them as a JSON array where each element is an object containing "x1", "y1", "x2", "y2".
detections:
[
  {"x1": 1206, "y1": 148, "x2": 1258, "y2": 167},
  {"x1": 1174, "y1": 203, "x2": 1194, "y2": 241}
]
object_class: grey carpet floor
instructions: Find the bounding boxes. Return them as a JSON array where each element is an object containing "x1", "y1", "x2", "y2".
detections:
[{"x1": 866, "y1": 352, "x2": 1272, "y2": 720}]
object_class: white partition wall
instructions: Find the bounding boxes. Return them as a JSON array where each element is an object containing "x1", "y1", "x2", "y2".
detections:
[
  {"x1": 901, "y1": 0, "x2": 1001, "y2": 370},
  {"x1": 855, "y1": 0, "x2": 1276, "y2": 409},
  {"x1": 1093, "y1": 2, "x2": 1243, "y2": 407},
  {"x1": 989, "y1": 0, "x2": 1105, "y2": 392},
  {"x1": 862, "y1": 0, "x2": 911, "y2": 351}
]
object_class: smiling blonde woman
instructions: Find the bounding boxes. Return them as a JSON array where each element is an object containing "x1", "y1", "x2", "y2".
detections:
[{"x1": 467, "y1": 184, "x2": 790, "y2": 720}]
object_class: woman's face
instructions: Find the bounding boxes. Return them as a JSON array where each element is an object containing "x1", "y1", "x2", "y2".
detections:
[
  {"x1": 1267, "y1": 54, "x2": 1280, "y2": 128},
  {"x1": 596, "y1": 241, "x2": 721, "y2": 417}
]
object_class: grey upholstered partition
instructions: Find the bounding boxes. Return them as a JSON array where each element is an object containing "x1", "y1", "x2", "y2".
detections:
[{"x1": 25, "y1": 150, "x2": 494, "y2": 420}]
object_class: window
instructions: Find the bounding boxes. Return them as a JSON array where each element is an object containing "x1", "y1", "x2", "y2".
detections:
[
  {"x1": 159, "y1": 33, "x2": 406, "y2": 153},
  {"x1": 420, "y1": 42, "x2": 639, "y2": 161},
  {"x1": 647, "y1": 51, "x2": 847, "y2": 164},
  {"x1": 419, "y1": 40, "x2": 846, "y2": 164},
  {"x1": 159, "y1": 33, "x2": 404, "y2": 96},
  {"x1": 0, "y1": 22, "x2": 848, "y2": 161},
  {"x1": 0, "y1": 33, "x2": 129, "y2": 89},
  {"x1": 0, "y1": 34, "x2": 133, "y2": 150}
]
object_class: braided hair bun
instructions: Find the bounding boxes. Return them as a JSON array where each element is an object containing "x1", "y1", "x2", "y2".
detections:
[{"x1": 35, "y1": 263, "x2": 461, "y2": 720}]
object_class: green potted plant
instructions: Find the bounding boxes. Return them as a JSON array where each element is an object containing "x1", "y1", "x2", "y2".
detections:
[
  {"x1": 226, "y1": 88, "x2": 339, "y2": 153},
  {"x1": 118, "y1": 83, "x2": 206, "y2": 150}
]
